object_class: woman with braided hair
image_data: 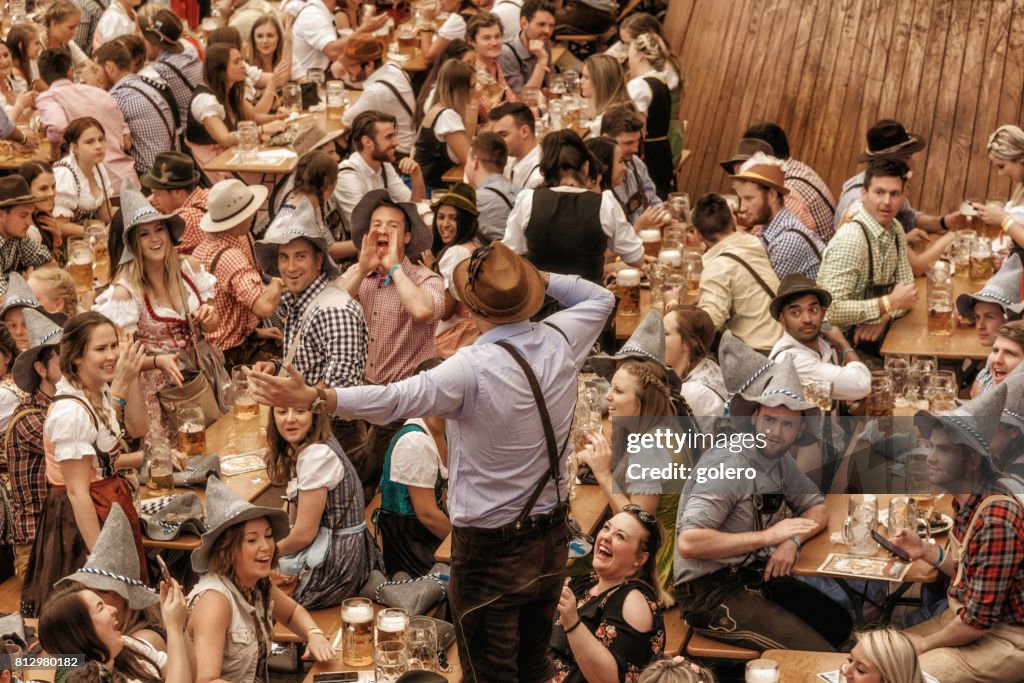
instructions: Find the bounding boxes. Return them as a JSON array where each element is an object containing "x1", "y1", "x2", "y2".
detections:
[{"x1": 576, "y1": 358, "x2": 690, "y2": 604}]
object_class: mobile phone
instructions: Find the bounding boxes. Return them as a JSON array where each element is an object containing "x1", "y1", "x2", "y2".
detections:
[
  {"x1": 871, "y1": 529, "x2": 910, "y2": 562},
  {"x1": 312, "y1": 673, "x2": 361, "y2": 683},
  {"x1": 155, "y1": 555, "x2": 172, "y2": 584}
]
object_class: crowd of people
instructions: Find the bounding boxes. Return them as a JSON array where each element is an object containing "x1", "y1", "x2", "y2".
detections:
[{"x1": 0, "y1": 0, "x2": 1021, "y2": 682}]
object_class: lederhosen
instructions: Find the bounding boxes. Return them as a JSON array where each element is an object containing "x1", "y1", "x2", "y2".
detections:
[
  {"x1": 848, "y1": 219, "x2": 902, "y2": 358},
  {"x1": 616, "y1": 161, "x2": 649, "y2": 221},
  {"x1": 20, "y1": 395, "x2": 148, "y2": 617}
]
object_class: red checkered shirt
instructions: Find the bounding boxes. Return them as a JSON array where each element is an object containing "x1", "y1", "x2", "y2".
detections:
[
  {"x1": 6, "y1": 389, "x2": 51, "y2": 546},
  {"x1": 784, "y1": 158, "x2": 837, "y2": 242},
  {"x1": 193, "y1": 232, "x2": 265, "y2": 350},
  {"x1": 354, "y1": 257, "x2": 445, "y2": 383},
  {"x1": 950, "y1": 487, "x2": 1024, "y2": 629},
  {"x1": 174, "y1": 187, "x2": 210, "y2": 255}
]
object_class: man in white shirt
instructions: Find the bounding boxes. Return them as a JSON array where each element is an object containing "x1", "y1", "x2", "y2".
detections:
[
  {"x1": 289, "y1": 0, "x2": 351, "y2": 79},
  {"x1": 493, "y1": 0, "x2": 523, "y2": 42},
  {"x1": 488, "y1": 102, "x2": 543, "y2": 191},
  {"x1": 339, "y1": 36, "x2": 417, "y2": 155},
  {"x1": 768, "y1": 273, "x2": 871, "y2": 402},
  {"x1": 334, "y1": 111, "x2": 425, "y2": 225}
]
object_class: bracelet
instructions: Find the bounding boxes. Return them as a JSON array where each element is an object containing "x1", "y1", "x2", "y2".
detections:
[
  {"x1": 879, "y1": 295, "x2": 889, "y2": 316},
  {"x1": 789, "y1": 535, "x2": 803, "y2": 552},
  {"x1": 564, "y1": 618, "x2": 582, "y2": 634},
  {"x1": 383, "y1": 263, "x2": 401, "y2": 285},
  {"x1": 842, "y1": 347, "x2": 856, "y2": 358},
  {"x1": 931, "y1": 545, "x2": 945, "y2": 568},
  {"x1": 1003, "y1": 215, "x2": 1016, "y2": 234},
  {"x1": 111, "y1": 394, "x2": 127, "y2": 406},
  {"x1": 940, "y1": 215, "x2": 949, "y2": 231}
]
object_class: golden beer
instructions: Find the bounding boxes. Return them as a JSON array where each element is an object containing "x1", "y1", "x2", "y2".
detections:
[
  {"x1": 397, "y1": 27, "x2": 416, "y2": 54},
  {"x1": 178, "y1": 423, "x2": 206, "y2": 456},
  {"x1": 639, "y1": 229, "x2": 661, "y2": 257},
  {"x1": 970, "y1": 255, "x2": 993, "y2": 282},
  {"x1": 326, "y1": 103, "x2": 344, "y2": 119},
  {"x1": 342, "y1": 600, "x2": 374, "y2": 667},
  {"x1": 149, "y1": 469, "x2": 175, "y2": 494},
  {"x1": 69, "y1": 259, "x2": 93, "y2": 295},
  {"x1": 616, "y1": 268, "x2": 641, "y2": 317},
  {"x1": 376, "y1": 608, "x2": 407, "y2": 646},
  {"x1": 233, "y1": 396, "x2": 259, "y2": 420},
  {"x1": 913, "y1": 494, "x2": 935, "y2": 519},
  {"x1": 927, "y1": 305, "x2": 953, "y2": 337},
  {"x1": 93, "y1": 243, "x2": 111, "y2": 284}
]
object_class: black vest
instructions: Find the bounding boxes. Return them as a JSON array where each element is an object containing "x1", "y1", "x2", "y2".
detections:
[
  {"x1": 413, "y1": 108, "x2": 456, "y2": 189},
  {"x1": 185, "y1": 85, "x2": 219, "y2": 146},
  {"x1": 643, "y1": 76, "x2": 670, "y2": 139},
  {"x1": 524, "y1": 188, "x2": 606, "y2": 283}
]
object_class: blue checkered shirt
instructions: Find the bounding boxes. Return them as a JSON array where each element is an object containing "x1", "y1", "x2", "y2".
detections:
[{"x1": 761, "y1": 207, "x2": 826, "y2": 281}]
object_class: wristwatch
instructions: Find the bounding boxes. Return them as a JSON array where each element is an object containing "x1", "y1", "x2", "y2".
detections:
[{"x1": 309, "y1": 386, "x2": 328, "y2": 414}]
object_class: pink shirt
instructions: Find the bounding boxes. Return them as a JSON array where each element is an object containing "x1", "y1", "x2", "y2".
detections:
[{"x1": 35, "y1": 80, "x2": 139, "y2": 196}]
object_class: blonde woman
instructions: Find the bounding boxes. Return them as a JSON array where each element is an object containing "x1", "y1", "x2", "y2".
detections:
[
  {"x1": 28, "y1": 267, "x2": 79, "y2": 317},
  {"x1": 976, "y1": 125, "x2": 1024, "y2": 260},
  {"x1": 627, "y1": 32, "x2": 681, "y2": 198},
  {"x1": 842, "y1": 629, "x2": 930, "y2": 683},
  {"x1": 581, "y1": 54, "x2": 630, "y2": 138},
  {"x1": 413, "y1": 59, "x2": 477, "y2": 192}
]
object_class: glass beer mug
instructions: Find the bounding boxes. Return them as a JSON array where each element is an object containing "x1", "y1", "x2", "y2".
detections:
[{"x1": 842, "y1": 494, "x2": 879, "y2": 556}]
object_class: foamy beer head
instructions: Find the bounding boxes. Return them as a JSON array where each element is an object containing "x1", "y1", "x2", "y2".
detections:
[
  {"x1": 616, "y1": 268, "x2": 641, "y2": 317},
  {"x1": 343, "y1": 601, "x2": 374, "y2": 625},
  {"x1": 658, "y1": 248, "x2": 682, "y2": 268},
  {"x1": 376, "y1": 608, "x2": 407, "y2": 644},
  {"x1": 616, "y1": 268, "x2": 641, "y2": 288},
  {"x1": 639, "y1": 229, "x2": 661, "y2": 257}
]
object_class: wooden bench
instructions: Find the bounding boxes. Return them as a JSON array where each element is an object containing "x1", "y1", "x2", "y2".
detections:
[
  {"x1": 0, "y1": 575, "x2": 21, "y2": 614},
  {"x1": 663, "y1": 609, "x2": 760, "y2": 661}
]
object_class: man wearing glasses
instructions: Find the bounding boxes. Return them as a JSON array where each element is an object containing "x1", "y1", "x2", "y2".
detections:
[{"x1": 674, "y1": 333, "x2": 852, "y2": 652}]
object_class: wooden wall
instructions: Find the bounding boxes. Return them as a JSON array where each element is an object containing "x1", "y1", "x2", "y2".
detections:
[{"x1": 662, "y1": 0, "x2": 1024, "y2": 213}]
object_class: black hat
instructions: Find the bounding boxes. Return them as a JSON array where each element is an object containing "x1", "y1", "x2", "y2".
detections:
[
  {"x1": 140, "y1": 152, "x2": 200, "y2": 190},
  {"x1": 770, "y1": 273, "x2": 832, "y2": 320},
  {"x1": 857, "y1": 119, "x2": 926, "y2": 163}
]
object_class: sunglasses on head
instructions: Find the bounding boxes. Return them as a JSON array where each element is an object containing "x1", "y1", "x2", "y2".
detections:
[{"x1": 622, "y1": 503, "x2": 657, "y2": 526}]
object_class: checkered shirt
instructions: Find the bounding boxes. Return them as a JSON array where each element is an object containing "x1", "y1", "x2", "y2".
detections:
[
  {"x1": 354, "y1": 257, "x2": 445, "y2": 383},
  {"x1": 816, "y1": 207, "x2": 913, "y2": 329},
  {"x1": 6, "y1": 389, "x2": 51, "y2": 546},
  {"x1": 784, "y1": 158, "x2": 836, "y2": 242},
  {"x1": 152, "y1": 51, "x2": 204, "y2": 128},
  {"x1": 110, "y1": 74, "x2": 176, "y2": 176},
  {"x1": 0, "y1": 237, "x2": 52, "y2": 294},
  {"x1": 174, "y1": 188, "x2": 210, "y2": 255},
  {"x1": 193, "y1": 233, "x2": 265, "y2": 350},
  {"x1": 73, "y1": 0, "x2": 108, "y2": 57},
  {"x1": 761, "y1": 206, "x2": 825, "y2": 281},
  {"x1": 282, "y1": 274, "x2": 368, "y2": 388},
  {"x1": 950, "y1": 489, "x2": 1024, "y2": 628}
]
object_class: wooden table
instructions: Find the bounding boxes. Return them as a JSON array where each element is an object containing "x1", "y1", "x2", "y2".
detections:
[
  {"x1": 0, "y1": 138, "x2": 51, "y2": 171},
  {"x1": 794, "y1": 493, "x2": 952, "y2": 626},
  {"x1": 140, "y1": 407, "x2": 271, "y2": 551},
  {"x1": 881, "y1": 275, "x2": 989, "y2": 360},
  {"x1": 386, "y1": 47, "x2": 427, "y2": 73},
  {"x1": 760, "y1": 649, "x2": 848, "y2": 683},
  {"x1": 441, "y1": 165, "x2": 464, "y2": 184}
]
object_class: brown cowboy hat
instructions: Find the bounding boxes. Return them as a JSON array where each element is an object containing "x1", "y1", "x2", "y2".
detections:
[
  {"x1": 857, "y1": 119, "x2": 926, "y2": 163},
  {"x1": 451, "y1": 242, "x2": 546, "y2": 323},
  {"x1": 0, "y1": 176, "x2": 40, "y2": 208},
  {"x1": 730, "y1": 162, "x2": 789, "y2": 196},
  {"x1": 719, "y1": 138, "x2": 774, "y2": 174}
]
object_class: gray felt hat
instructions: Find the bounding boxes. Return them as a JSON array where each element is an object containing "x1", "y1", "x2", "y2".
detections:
[
  {"x1": 1001, "y1": 364, "x2": 1024, "y2": 432},
  {"x1": 956, "y1": 253, "x2": 1024, "y2": 320},
  {"x1": 590, "y1": 310, "x2": 682, "y2": 392},
  {"x1": 256, "y1": 197, "x2": 341, "y2": 279},
  {"x1": 350, "y1": 189, "x2": 432, "y2": 260},
  {"x1": 138, "y1": 492, "x2": 208, "y2": 542},
  {"x1": 118, "y1": 180, "x2": 186, "y2": 265},
  {"x1": 915, "y1": 384, "x2": 1005, "y2": 459},
  {"x1": 191, "y1": 476, "x2": 290, "y2": 573},
  {"x1": 56, "y1": 504, "x2": 159, "y2": 609},
  {"x1": 12, "y1": 307, "x2": 63, "y2": 393}
]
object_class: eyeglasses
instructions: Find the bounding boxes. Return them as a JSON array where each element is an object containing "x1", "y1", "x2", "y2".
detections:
[{"x1": 622, "y1": 503, "x2": 657, "y2": 525}]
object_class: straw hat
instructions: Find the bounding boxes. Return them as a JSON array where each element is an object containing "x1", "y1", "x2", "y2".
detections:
[
  {"x1": 56, "y1": 504, "x2": 159, "y2": 609},
  {"x1": 956, "y1": 253, "x2": 1024, "y2": 320},
  {"x1": 199, "y1": 179, "x2": 269, "y2": 234},
  {"x1": 117, "y1": 181, "x2": 186, "y2": 265},
  {"x1": 292, "y1": 125, "x2": 346, "y2": 157},
  {"x1": 915, "y1": 385, "x2": 1004, "y2": 459},
  {"x1": 590, "y1": 310, "x2": 682, "y2": 392},
  {"x1": 12, "y1": 307, "x2": 63, "y2": 393},
  {"x1": 857, "y1": 119, "x2": 926, "y2": 163},
  {"x1": 349, "y1": 189, "x2": 432, "y2": 259},
  {"x1": 451, "y1": 242, "x2": 545, "y2": 323},
  {"x1": 256, "y1": 197, "x2": 341, "y2": 279},
  {"x1": 720, "y1": 332, "x2": 819, "y2": 446},
  {"x1": 730, "y1": 162, "x2": 789, "y2": 196},
  {"x1": 191, "y1": 476, "x2": 289, "y2": 573}
]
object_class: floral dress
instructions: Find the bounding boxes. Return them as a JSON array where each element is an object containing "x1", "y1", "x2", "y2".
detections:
[
  {"x1": 94, "y1": 261, "x2": 216, "y2": 441},
  {"x1": 549, "y1": 574, "x2": 664, "y2": 683}
]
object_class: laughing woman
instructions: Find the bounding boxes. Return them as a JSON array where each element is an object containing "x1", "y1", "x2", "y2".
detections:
[
  {"x1": 187, "y1": 477, "x2": 336, "y2": 683},
  {"x1": 21, "y1": 311, "x2": 149, "y2": 617}
]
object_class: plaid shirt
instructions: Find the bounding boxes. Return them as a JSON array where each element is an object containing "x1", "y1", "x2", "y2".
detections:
[
  {"x1": 761, "y1": 206, "x2": 825, "y2": 281},
  {"x1": 354, "y1": 257, "x2": 445, "y2": 383},
  {"x1": 152, "y1": 50, "x2": 204, "y2": 128},
  {"x1": 174, "y1": 188, "x2": 210, "y2": 255},
  {"x1": 6, "y1": 389, "x2": 51, "y2": 546},
  {"x1": 0, "y1": 237, "x2": 52, "y2": 295},
  {"x1": 950, "y1": 489, "x2": 1024, "y2": 629},
  {"x1": 110, "y1": 74, "x2": 176, "y2": 176},
  {"x1": 73, "y1": 0, "x2": 109, "y2": 57},
  {"x1": 784, "y1": 158, "x2": 836, "y2": 242},
  {"x1": 193, "y1": 233, "x2": 266, "y2": 350},
  {"x1": 816, "y1": 207, "x2": 913, "y2": 329},
  {"x1": 282, "y1": 274, "x2": 368, "y2": 388}
]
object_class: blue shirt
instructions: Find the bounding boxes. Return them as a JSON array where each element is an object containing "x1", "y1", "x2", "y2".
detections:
[
  {"x1": 761, "y1": 206, "x2": 826, "y2": 281},
  {"x1": 613, "y1": 157, "x2": 662, "y2": 224},
  {"x1": 0, "y1": 108, "x2": 15, "y2": 140},
  {"x1": 330, "y1": 274, "x2": 615, "y2": 527}
]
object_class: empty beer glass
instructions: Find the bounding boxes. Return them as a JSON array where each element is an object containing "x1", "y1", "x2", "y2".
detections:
[{"x1": 842, "y1": 494, "x2": 879, "y2": 556}]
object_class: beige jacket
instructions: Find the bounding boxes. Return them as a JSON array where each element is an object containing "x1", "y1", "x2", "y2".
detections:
[{"x1": 698, "y1": 231, "x2": 783, "y2": 352}]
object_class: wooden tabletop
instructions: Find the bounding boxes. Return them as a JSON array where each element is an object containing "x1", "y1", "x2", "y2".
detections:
[
  {"x1": 881, "y1": 275, "x2": 989, "y2": 360},
  {"x1": 0, "y1": 138, "x2": 51, "y2": 171},
  {"x1": 760, "y1": 649, "x2": 848, "y2": 683},
  {"x1": 140, "y1": 407, "x2": 272, "y2": 551},
  {"x1": 441, "y1": 165, "x2": 465, "y2": 184},
  {"x1": 794, "y1": 493, "x2": 951, "y2": 583}
]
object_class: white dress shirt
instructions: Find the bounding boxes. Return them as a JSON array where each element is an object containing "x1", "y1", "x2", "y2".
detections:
[{"x1": 769, "y1": 330, "x2": 872, "y2": 401}]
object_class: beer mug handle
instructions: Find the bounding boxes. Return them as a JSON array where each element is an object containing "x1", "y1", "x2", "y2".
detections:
[
  {"x1": 916, "y1": 518, "x2": 932, "y2": 541},
  {"x1": 841, "y1": 515, "x2": 852, "y2": 545}
]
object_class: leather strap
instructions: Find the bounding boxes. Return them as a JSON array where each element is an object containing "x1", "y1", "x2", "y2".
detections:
[
  {"x1": 480, "y1": 185, "x2": 514, "y2": 210},
  {"x1": 719, "y1": 252, "x2": 776, "y2": 298}
]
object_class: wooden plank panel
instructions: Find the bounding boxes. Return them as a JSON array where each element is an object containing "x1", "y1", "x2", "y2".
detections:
[
  {"x1": 988, "y1": 0, "x2": 1024, "y2": 198},
  {"x1": 749, "y1": 0, "x2": 805, "y2": 127},
  {"x1": 973, "y1": 0, "x2": 1014, "y2": 199},
  {"x1": 774, "y1": 0, "x2": 822, "y2": 140},
  {"x1": 800, "y1": 0, "x2": 852, "y2": 176},
  {"x1": 847, "y1": 0, "x2": 900, "y2": 180},
  {"x1": 786, "y1": 0, "x2": 838, "y2": 167}
]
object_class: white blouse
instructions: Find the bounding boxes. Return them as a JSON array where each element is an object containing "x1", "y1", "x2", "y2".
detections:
[
  {"x1": 45, "y1": 377, "x2": 120, "y2": 481},
  {"x1": 54, "y1": 155, "x2": 113, "y2": 219},
  {"x1": 389, "y1": 418, "x2": 447, "y2": 490},
  {"x1": 93, "y1": 260, "x2": 216, "y2": 332},
  {"x1": 191, "y1": 92, "x2": 227, "y2": 124},
  {"x1": 285, "y1": 443, "x2": 344, "y2": 501},
  {"x1": 433, "y1": 109, "x2": 465, "y2": 164}
]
